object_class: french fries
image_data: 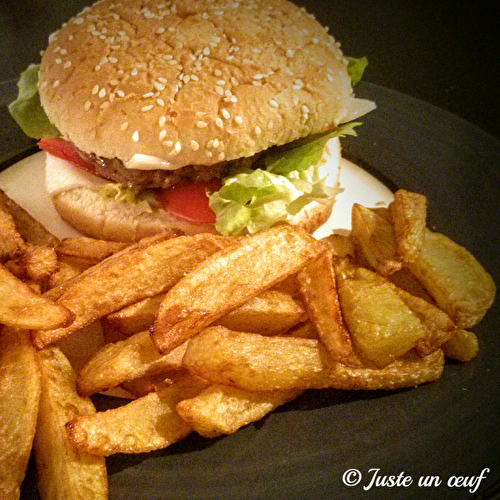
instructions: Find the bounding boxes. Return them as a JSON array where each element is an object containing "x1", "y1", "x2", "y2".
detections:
[
  {"x1": 151, "y1": 224, "x2": 326, "y2": 353},
  {"x1": 406, "y1": 229, "x2": 496, "y2": 328},
  {"x1": 34, "y1": 347, "x2": 108, "y2": 499},
  {"x1": 0, "y1": 185, "x2": 496, "y2": 498},
  {"x1": 0, "y1": 327, "x2": 41, "y2": 500},
  {"x1": 33, "y1": 232, "x2": 235, "y2": 348},
  {"x1": 183, "y1": 326, "x2": 332, "y2": 392},
  {"x1": 177, "y1": 385, "x2": 302, "y2": 438},
  {"x1": 67, "y1": 373, "x2": 208, "y2": 456},
  {"x1": 0, "y1": 263, "x2": 74, "y2": 330}
]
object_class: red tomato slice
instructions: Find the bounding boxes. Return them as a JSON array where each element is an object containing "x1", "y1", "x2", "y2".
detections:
[
  {"x1": 158, "y1": 179, "x2": 221, "y2": 225},
  {"x1": 38, "y1": 138, "x2": 97, "y2": 174}
]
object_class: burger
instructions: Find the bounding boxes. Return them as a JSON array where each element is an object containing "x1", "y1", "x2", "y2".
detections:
[{"x1": 9, "y1": 0, "x2": 375, "y2": 242}]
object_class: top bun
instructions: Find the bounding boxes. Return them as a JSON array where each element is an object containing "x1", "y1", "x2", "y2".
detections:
[{"x1": 38, "y1": 0, "x2": 354, "y2": 170}]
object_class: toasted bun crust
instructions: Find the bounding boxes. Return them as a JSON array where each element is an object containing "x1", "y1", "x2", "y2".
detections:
[
  {"x1": 38, "y1": 0, "x2": 354, "y2": 169},
  {"x1": 52, "y1": 186, "x2": 333, "y2": 242}
]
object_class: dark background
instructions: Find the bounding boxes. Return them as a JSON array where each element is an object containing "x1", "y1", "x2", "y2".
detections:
[{"x1": 1, "y1": 0, "x2": 499, "y2": 141}]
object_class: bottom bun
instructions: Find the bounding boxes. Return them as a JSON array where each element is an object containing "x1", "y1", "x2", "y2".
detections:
[{"x1": 52, "y1": 186, "x2": 334, "y2": 242}]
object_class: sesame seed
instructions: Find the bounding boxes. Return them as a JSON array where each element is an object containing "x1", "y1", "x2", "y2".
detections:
[
  {"x1": 216, "y1": 117, "x2": 223, "y2": 128},
  {"x1": 110, "y1": 79, "x2": 119, "y2": 86},
  {"x1": 84, "y1": 101, "x2": 91, "y2": 111},
  {"x1": 142, "y1": 104, "x2": 154, "y2": 112},
  {"x1": 55, "y1": 58, "x2": 62, "y2": 64},
  {"x1": 269, "y1": 99, "x2": 279, "y2": 108},
  {"x1": 301, "y1": 105, "x2": 310, "y2": 114},
  {"x1": 63, "y1": 61, "x2": 72, "y2": 69},
  {"x1": 159, "y1": 130, "x2": 167, "y2": 141},
  {"x1": 53, "y1": 80, "x2": 60, "y2": 88},
  {"x1": 174, "y1": 141, "x2": 182, "y2": 152},
  {"x1": 217, "y1": 152, "x2": 225, "y2": 161},
  {"x1": 132, "y1": 131, "x2": 139, "y2": 142},
  {"x1": 286, "y1": 49, "x2": 295, "y2": 57},
  {"x1": 214, "y1": 69, "x2": 222, "y2": 77},
  {"x1": 131, "y1": 68, "x2": 138, "y2": 76},
  {"x1": 159, "y1": 116, "x2": 167, "y2": 127},
  {"x1": 222, "y1": 109, "x2": 230, "y2": 120},
  {"x1": 117, "y1": 90, "x2": 125, "y2": 98},
  {"x1": 191, "y1": 140, "x2": 200, "y2": 151},
  {"x1": 213, "y1": 138, "x2": 220, "y2": 148},
  {"x1": 254, "y1": 125, "x2": 261, "y2": 135},
  {"x1": 156, "y1": 27, "x2": 165, "y2": 34},
  {"x1": 98, "y1": 88, "x2": 106, "y2": 98},
  {"x1": 157, "y1": 98, "x2": 165, "y2": 106},
  {"x1": 197, "y1": 121, "x2": 208, "y2": 128},
  {"x1": 109, "y1": 57, "x2": 118, "y2": 64},
  {"x1": 215, "y1": 86, "x2": 224, "y2": 96},
  {"x1": 234, "y1": 115, "x2": 243, "y2": 125},
  {"x1": 121, "y1": 122, "x2": 129, "y2": 131},
  {"x1": 163, "y1": 140, "x2": 173, "y2": 148}
]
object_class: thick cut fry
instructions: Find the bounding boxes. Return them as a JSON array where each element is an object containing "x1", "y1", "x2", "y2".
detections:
[
  {"x1": 104, "y1": 294, "x2": 165, "y2": 337},
  {"x1": 351, "y1": 203, "x2": 402, "y2": 275},
  {"x1": 327, "y1": 349, "x2": 444, "y2": 390},
  {"x1": 0, "y1": 189, "x2": 59, "y2": 246},
  {"x1": 442, "y1": 330, "x2": 479, "y2": 362},
  {"x1": 177, "y1": 385, "x2": 302, "y2": 438},
  {"x1": 216, "y1": 290, "x2": 306, "y2": 335},
  {"x1": 152, "y1": 225, "x2": 326, "y2": 354},
  {"x1": 297, "y1": 252, "x2": 357, "y2": 363},
  {"x1": 57, "y1": 237, "x2": 128, "y2": 266},
  {"x1": 389, "y1": 189, "x2": 428, "y2": 263},
  {"x1": 335, "y1": 260, "x2": 427, "y2": 368},
  {"x1": 0, "y1": 327, "x2": 41, "y2": 500},
  {"x1": 0, "y1": 203, "x2": 25, "y2": 262},
  {"x1": 183, "y1": 326, "x2": 332, "y2": 392},
  {"x1": 34, "y1": 347, "x2": 108, "y2": 499},
  {"x1": 20, "y1": 244, "x2": 58, "y2": 284},
  {"x1": 406, "y1": 229, "x2": 496, "y2": 328},
  {"x1": 33, "y1": 233, "x2": 234, "y2": 348},
  {"x1": 395, "y1": 287, "x2": 456, "y2": 357},
  {"x1": 320, "y1": 233, "x2": 355, "y2": 259},
  {"x1": 77, "y1": 331, "x2": 188, "y2": 396},
  {"x1": 67, "y1": 373, "x2": 208, "y2": 456},
  {"x1": 0, "y1": 263, "x2": 73, "y2": 329}
]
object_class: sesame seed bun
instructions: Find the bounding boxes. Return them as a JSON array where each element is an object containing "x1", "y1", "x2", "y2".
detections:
[{"x1": 38, "y1": 0, "x2": 354, "y2": 169}]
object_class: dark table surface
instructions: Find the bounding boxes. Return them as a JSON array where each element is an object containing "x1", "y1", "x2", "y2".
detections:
[{"x1": 1, "y1": 0, "x2": 499, "y2": 141}]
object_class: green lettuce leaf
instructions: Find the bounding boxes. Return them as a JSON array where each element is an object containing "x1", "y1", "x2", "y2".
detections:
[
  {"x1": 209, "y1": 127, "x2": 350, "y2": 236},
  {"x1": 8, "y1": 64, "x2": 60, "y2": 139},
  {"x1": 347, "y1": 56, "x2": 368, "y2": 86}
]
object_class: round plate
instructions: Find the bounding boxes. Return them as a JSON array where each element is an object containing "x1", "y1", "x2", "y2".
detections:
[{"x1": 2, "y1": 82, "x2": 499, "y2": 500}]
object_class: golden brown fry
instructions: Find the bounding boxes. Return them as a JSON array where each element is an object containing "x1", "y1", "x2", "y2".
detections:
[
  {"x1": 20, "y1": 244, "x2": 59, "y2": 285},
  {"x1": 0, "y1": 188, "x2": 58, "y2": 247},
  {"x1": 67, "y1": 373, "x2": 208, "y2": 456},
  {"x1": 77, "y1": 331, "x2": 188, "y2": 397},
  {"x1": 351, "y1": 203, "x2": 402, "y2": 275},
  {"x1": 183, "y1": 326, "x2": 332, "y2": 392},
  {"x1": 104, "y1": 294, "x2": 165, "y2": 337},
  {"x1": 327, "y1": 349, "x2": 444, "y2": 390},
  {"x1": 177, "y1": 385, "x2": 302, "y2": 438},
  {"x1": 0, "y1": 203, "x2": 25, "y2": 262},
  {"x1": 297, "y1": 252, "x2": 357, "y2": 363},
  {"x1": 216, "y1": 290, "x2": 306, "y2": 335},
  {"x1": 56, "y1": 237, "x2": 128, "y2": 266},
  {"x1": 0, "y1": 263, "x2": 74, "y2": 330},
  {"x1": 335, "y1": 260, "x2": 427, "y2": 368},
  {"x1": 33, "y1": 232, "x2": 234, "y2": 348},
  {"x1": 395, "y1": 287, "x2": 456, "y2": 357},
  {"x1": 389, "y1": 189, "x2": 428, "y2": 263},
  {"x1": 442, "y1": 329, "x2": 479, "y2": 362},
  {"x1": 0, "y1": 327, "x2": 41, "y2": 500},
  {"x1": 34, "y1": 347, "x2": 108, "y2": 499},
  {"x1": 152, "y1": 225, "x2": 326, "y2": 354},
  {"x1": 406, "y1": 229, "x2": 496, "y2": 328},
  {"x1": 320, "y1": 233, "x2": 355, "y2": 259}
]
